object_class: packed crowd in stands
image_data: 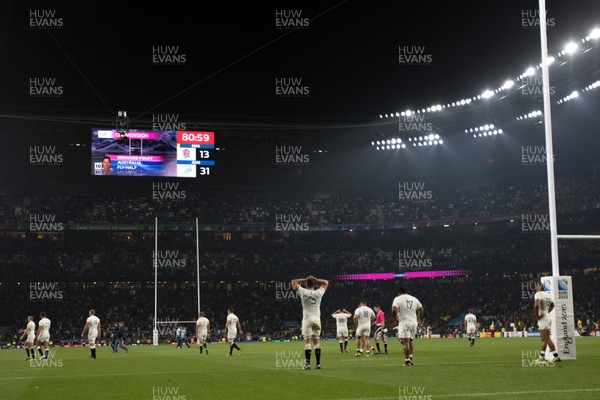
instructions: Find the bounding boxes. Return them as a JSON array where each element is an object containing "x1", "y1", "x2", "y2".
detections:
[
  {"x1": 1, "y1": 271, "x2": 598, "y2": 346},
  {"x1": 0, "y1": 170, "x2": 599, "y2": 227},
  {"x1": 1, "y1": 213, "x2": 600, "y2": 281},
  {"x1": 1, "y1": 170, "x2": 599, "y2": 346}
]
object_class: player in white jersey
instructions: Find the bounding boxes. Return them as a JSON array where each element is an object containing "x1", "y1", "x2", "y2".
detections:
[
  {"x1": 19, "y1": 315, "x2": 36, "y2": 360},
  {"x1": 36, "y1": 311, "x2": 51, "y2": 360},
  {"x1": 81, "y1": 309, "x2": 101, "y2": 360},
  {"x1": 534, "y1": 283, "x2": 560, "y2": 362},
  {"x1": 392, "y1": 287, "x2": 424, "y2": 366},
  {"x1": 196, "y1": 312, "x2": 210, "y2": 355},
  {"x1": 463, "y1": 309, "x2": 477, "y2": 347},
  {"x1": 225, "y1": 308, "x2": 243, "y2": 356},
  {"x1": 353, "y1": 300, "x2": 376, "y2": 357},
  {"x1": 331, "y1": 309, "x2": 352, "y2": 353},
  {"x1": 291, "y1": 275, "x2": 329, "y2": 370}
]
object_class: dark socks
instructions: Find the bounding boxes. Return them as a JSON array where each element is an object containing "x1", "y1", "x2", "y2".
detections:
[
  {"x1": 305, "y1": 349, "x2": 311, "y2": 364},
  {"x1": 315, "y1": 348, "x2": 321, "y2": 365}
]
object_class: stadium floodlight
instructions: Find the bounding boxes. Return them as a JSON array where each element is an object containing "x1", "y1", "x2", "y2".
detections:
[
  {"x1": 379, "y1": 115, "x2": 383, "y2": 118},
  {"x1": 564, "y1": 42, "x2": 578, "y2": 54},
  {"x1": 401, "y1": 144, "x2": 406, "y2": 148},
  {"x1": 376, "y1": 146, "x2": 380, "y2": 150},
  {"x1": 590, "y1": 28, "x2": 600, "y2": 39},
  {"x1": 502, "y1": 80, "x2": 514, "y2": 89},
  {"x1": 385, "y1": 114, "x2": 388, "y2": 118},
  {"x1": 481, "y1": 90, "x2": 494, "y2": 99},
  {"x1": 405, "y1": 110, "x2": 412, "y2": 116},
  {"x1": 391, "y1": 138, "x2": 397, "y2": 144},
  {"x1": 524, "y1": 67, "x2": 535, "y2": 77},
  {"x1": 395, "y1": 112, "x2": 400, "y2": 117}
]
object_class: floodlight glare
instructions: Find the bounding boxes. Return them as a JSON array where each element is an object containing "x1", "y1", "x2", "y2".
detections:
[
  {"x1": 481, "y1": 90, "x2": 494, "y2": 99},
  {"x1": 524, "y1": 67, "x2": 535, "y2": 77},
  {"x1": 502, "y1": 80, "x2": 514, "y2": 89},
  {"x1": 439, "y1": 139, "x2": 443, "y2": 144},
  {"x1": 564, "y1": 42, "x2": 578, "y2": 54},
  {"x1": 590, "y1": 28, "x2": 600, "y2": 39},
  {"x1": 391, "y1": 138, "x2": 397, "y2": 144}
]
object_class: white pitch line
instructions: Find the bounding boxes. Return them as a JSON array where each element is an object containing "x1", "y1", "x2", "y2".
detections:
[
  {"x1": 341, "y1": 359, "x2": 517, "y2": 366},
  {"x1": 330, "y1": 388, "x2": 600, "y2": 400}
]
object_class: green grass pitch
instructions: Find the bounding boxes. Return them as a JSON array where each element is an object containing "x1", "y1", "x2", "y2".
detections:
[{"x1": 1, "y1": 337, "x2": 599, "y2": 400}]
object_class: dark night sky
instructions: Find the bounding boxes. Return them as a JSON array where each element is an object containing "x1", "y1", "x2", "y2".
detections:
[
  {"x1": 0, "y1": 1, "x2": 599, "y2": 192},
  {"x1": 1, "y1": 0, "x2": 599, "y2": 122}
]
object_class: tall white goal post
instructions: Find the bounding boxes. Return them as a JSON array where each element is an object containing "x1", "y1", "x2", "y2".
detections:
[
  {"x1": 538, "y1": 0, "x2": 600, "y2": 360},
  {"x1": 153, "y1": 217, "x2": 202, "y2": 345}
]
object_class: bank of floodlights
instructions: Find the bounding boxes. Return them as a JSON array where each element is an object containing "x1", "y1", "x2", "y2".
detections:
[{"x1": 464, "y1": 124, "x2": 503, "y2": 139}]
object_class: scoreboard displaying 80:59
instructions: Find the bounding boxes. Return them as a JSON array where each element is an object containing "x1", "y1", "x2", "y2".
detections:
[{"x1": 91, "y1": 128, "x2": 215, "y2": 178}]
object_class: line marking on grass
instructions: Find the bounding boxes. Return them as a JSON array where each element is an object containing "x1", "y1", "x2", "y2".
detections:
[{"x1": 331, "y1": 388, "x2": 600, "y2": 400}]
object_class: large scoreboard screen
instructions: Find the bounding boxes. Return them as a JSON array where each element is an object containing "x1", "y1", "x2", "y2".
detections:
[{"x1": 91, "y1": 129, "x2": 215, "y2": 177}]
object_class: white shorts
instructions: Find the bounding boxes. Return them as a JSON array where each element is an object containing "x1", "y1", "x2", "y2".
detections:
[
  {"x1": 336, "y1": 328, "x2": 349, "y2": 338},
  {"x1": 398, "y1": 321, "x2": 417, "y2": 339},
  {"x1": 197, "y1": 330, "x2": 207, "y2": 341},
  {"x1": 538, "y1": 315, "x2": 552, "y2": 331},
  {"x1": 356, "y1": 324, "x2": 371, "y2": 337},
  {"x1": 227, "y1": 329, "x2": 238, "y2": 340},
  {"x1": 374, "y1": 325, "x2": 385, "y2": 340},
  {"x1": 301, "y1": 316, "x2": 321, "y2": 338},
  {"x1": 26, "y1": 334, "x2": 36, "y2": 343},
  {"x1": 38, "y1": 334, "x2": 50, "y2": 343},
  {"x1": 88, "y1": 333, "x2": 98, "y2": 345},
  {"x1": 466, "y1": 326, "x2": 477, "y2": 335}
]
